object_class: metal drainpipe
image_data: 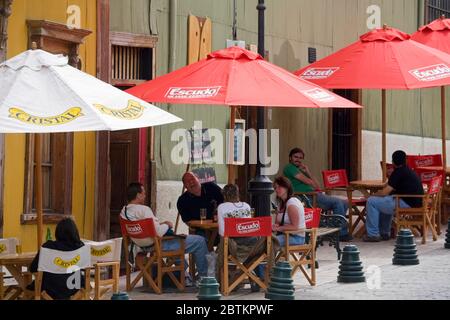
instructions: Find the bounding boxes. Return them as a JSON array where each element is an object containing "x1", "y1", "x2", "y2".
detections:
[
  {"x1": 169, "y1": 0, "x2": 177, "y2": 73},
  {"x1": 418, "y1": 0, "x2": 425, "y2": 29}
]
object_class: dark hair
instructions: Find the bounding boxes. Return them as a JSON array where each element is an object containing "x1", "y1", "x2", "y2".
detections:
[
  {"x1": 127, "y1": 182, "x2": 143, "y2": 202},
  {"x1": 55, "y1": 218, "x2": 82, "y2": 245},
  {"x1": 222, "y1": 184, "x2": 240, "y2": 202},
  {"x1": 273, "y1": 176, "x2": 293, "y2": 212},
  {"x1": 289, "y1": 147, "x2": 304, "y2": 158},
  {"x1": 392, "y1": 150, "x2": 407, "y2": 166}
]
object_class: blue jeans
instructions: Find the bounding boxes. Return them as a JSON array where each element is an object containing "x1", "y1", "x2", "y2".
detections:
[
  {"x1": 366, "y1": 196, "x2": 410, "y2": 237},
  {"x1": 276, "y1": 234, "x2": 305, "y2": 247},
  {"x1": 314, "y1": 193, "x2": 349, "y2": 236},
  {"x1": 162, "y1": 235, "x2": 208, "y2": 277},
  {"x1": 255, "y1": 234, "x2": 305, "y2": 279}
]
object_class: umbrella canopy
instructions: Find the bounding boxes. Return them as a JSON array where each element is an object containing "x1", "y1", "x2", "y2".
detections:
[
  {"x1": 126, "y1": 46, "x2": 361, "y2": 108},
  {"x1": 0, "y1": 49, "x2": 182, "y2": 133},
  {"x1": 294, "y1": 26, "x2": 450, "y2": 179},
  {"x1": 411, "y1": 15, "x2": 450, "y2": 166},
  {"x1": 295, "y1": 27, "x2": 450, "y2": 89},
  {"x1": 411, "y1": 15, "x2": 450, "y2": 53},
  {"x1": 0, "y1": 48, "x2": 182, "y2": 248}
]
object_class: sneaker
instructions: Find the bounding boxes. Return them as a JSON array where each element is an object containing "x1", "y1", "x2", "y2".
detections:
[
  {"x1": 380, "y1": 234, "x2": 390, "y2": 241},
  {"x1": 339, "y1": 234, "x2": 353, "y2": 242},
  {"x1": 250, "y1": 282, "x2": 260, "y2": 292},
  {"x1": 362, "y1": 235, "x2": 381, "y2": 242}
]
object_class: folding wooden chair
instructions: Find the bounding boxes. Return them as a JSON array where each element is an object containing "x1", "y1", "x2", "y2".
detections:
[
  {"x1": 120, "y1": 217, "x2": 185, "y2": 294},
  {"x1": 406, "y1": 154, "x2": 443, "y2": 170},
  {"x1": 220, "y1": 216, "x2": 272, "y2": 296},
  {"x1": 322, "y1": 169, "x2": 365, "y2": 235},
  {"x1": 34, "y1": 246, "x2": 92, "y2": 300},
  {"x1": 394, "y1": 175, "x2": 442, "y2": 244},
  {"x1": 414, "y1": 167, "x2": 445, "y2": 235},
  {"x1": 0, "y1": 238, "x2": 20, "y2": 300},
  {"x1": 380, "y1": 161, "x2": 395, "y2": 179},
  {"x1": 83, "y1": 237, "x2": 122, "y2": 300},
  {"x1": 276, "y1": 227, "x2": 318, "y2": 286}
]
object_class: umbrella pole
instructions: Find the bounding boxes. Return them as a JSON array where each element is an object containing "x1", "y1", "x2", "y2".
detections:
[
  {"x1": 228, "y1": 106, "x2": 236, "y2": 184},
  {"x1": 382, "y1": 89, "x2": 387, "y2": 181},
  {"x1": 34, "y1": 133, "x2": 43, "y2": 248},
  {"x1": 441, "y1": 86, "x2": 447, "y2": 167}
]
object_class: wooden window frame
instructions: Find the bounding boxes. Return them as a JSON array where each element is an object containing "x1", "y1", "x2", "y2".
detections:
[
  {"x1": 20, "y1": 19, "x2": 90, "y2": 225},
  {"x1": 21, "y1": 134, "x2": 74, "y2": 224},
  {"x1": 109, "y1": 31, "x2": 157, "y2": 87}
]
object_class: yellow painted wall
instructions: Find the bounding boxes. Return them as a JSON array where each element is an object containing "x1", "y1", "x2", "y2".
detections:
[{"x1": 4, "y1": 0, "x2": 97, "y2": 251}]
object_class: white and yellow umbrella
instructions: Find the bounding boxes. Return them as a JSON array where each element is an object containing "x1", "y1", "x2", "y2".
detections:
[{"x1": 0, "y1": 48, "x2": 182, "y2": 247}]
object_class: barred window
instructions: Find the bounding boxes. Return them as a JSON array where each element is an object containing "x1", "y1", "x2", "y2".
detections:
[{"x1": 426, "y1": 0, "x2": 450, "y2": 23}]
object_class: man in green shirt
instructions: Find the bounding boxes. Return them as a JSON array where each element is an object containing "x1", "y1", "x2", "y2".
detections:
[{"x1": 283, "y1": 147, "x2": 351, "y2": 240}]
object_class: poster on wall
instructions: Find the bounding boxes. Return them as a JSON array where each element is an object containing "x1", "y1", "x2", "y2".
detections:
[
  {"x1": 227, "y1": 119, "x2": 245, "y2": 165},
  {"x1": 192, "y1": 166, "x2": 217, "y2": 184},
  {"x1": 186, "y1": 127, "x2": 213, "y2": 164}
]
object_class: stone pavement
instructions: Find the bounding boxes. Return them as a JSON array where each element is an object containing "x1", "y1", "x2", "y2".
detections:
[{"x1": 113, "y1": 230, "x2": 450, "y2": 300}]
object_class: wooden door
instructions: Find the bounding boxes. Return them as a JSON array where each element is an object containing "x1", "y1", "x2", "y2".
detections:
[
  {"x1": 329, "y1": 89, "x2": 362, "y2": 181},
  {"x1": 109, "y1": 129, "x2": 140, "y2": 238}
]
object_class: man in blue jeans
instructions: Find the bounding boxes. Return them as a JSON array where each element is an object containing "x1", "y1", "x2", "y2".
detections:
[
  {"x1": 364, "y1": 150, "x2": 424, "y2": 242},
  {"x1": 283, "y1": 147, "x2": 351, "y2": 241},
  {"x1": 121, "y1": 182, "x2": 208, "y2": 280}
]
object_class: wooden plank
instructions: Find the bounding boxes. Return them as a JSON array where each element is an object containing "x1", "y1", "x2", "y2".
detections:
[{"x1": 188, "y1": 15, "x2": 200, "y2": 65}]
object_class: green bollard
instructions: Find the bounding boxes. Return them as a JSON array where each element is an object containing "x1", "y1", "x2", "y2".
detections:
[
  {"x1": 392, "y1": 229, "x2": 419, "y2": 265},
  {"x1": 111, "y1": 292, "x2": 130, "y2": 300},
  {"x1": 445, "y1": 219, "x2": 450, "y2": 249},
  {"x1": 337, "y1": 245, "x2": 365, "y2": 283},
  {"x1": 197, "y1": 277, "x2": 221, "y2": 300},
  {"x1": 265, "y1": 261, "x2": 295, "y2": 300}
]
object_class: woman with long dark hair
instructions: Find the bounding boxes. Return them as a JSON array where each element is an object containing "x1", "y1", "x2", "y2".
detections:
[
  {"x1": 273, "y1": 176, "x2": 306, "y2": 246},
  {"x1": 29, "y1": 218, "x2": 85, "y2": 299}
]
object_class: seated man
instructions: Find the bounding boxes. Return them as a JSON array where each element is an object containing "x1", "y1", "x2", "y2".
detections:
[
  {"x1": 121, "y1": 182, "x2": 208, "y2": 278},
  {"x1": 364, "y1": 150, "x2": 424, "y2": 242},
  {"x1": 177, "y1": 172, "x2": 224, "y2": 223},
  {"x1": 283, "y1": 147, "x2": 351, "y2": 241}
]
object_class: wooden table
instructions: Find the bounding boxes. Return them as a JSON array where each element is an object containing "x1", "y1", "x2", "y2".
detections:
[
  {"x1": 0, "y1": 252, "x2": 35, "y2": 300},
  {"x1": 187, "y1": 220, "x2": 218, "y2": 252},
  {"x1": 349, "y1": 180, "x2": 387, "y2": 237}
]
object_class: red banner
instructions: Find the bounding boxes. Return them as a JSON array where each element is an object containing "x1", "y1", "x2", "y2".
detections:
[
  {"x1": 305, "y1": 208, "x2": 321, "y2": 228},
  {"x1": 224, "y1": 216, "x2": 272, "y2": 237}
]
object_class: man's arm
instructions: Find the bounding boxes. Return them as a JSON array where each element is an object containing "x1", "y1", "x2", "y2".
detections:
[
  {"x1": 373, "y1": 185, "x2": 394, "y2": 196},
  {"x1": 293, "y1": 171, "x2": 321, "y2": 190},
  {"x1": 177, "y1": 196, "x2": 192, "y2": 223}
]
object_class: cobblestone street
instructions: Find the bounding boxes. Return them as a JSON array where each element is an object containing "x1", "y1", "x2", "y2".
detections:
[{"x1": 119, "y1": 231, "x2": 450, "y2": 300}]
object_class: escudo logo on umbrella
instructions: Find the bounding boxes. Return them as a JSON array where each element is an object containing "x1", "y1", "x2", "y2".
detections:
[
  {"x1": 301, "y1": 88, "x2": 336, "y2": 103},
  {"x1": 409, "y1": 64, "x2": 450, "y2": 82},
  {"x1": 300, "y1": 67, "x2": 339, "y2": 80},
  {"x1": 165, "y1": 86, "x2": 221, "y2": 99},
  {"x1": 8, "y1": 107, "x2": 83, "y2": 126}
]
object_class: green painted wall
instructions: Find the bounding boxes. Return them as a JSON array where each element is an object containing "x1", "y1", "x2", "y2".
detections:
[{"x1": 110, "y1": 0, "x2": 446, "y2": 183}]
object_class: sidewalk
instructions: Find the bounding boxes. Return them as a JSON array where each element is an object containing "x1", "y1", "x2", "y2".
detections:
[{"x1": 114, "y1": 231, "x2": 450, "y2": 300}]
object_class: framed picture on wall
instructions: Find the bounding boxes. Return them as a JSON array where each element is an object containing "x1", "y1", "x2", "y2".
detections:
[{"x1": 227, "y1": 119, "x2": 246, "y2": 165}]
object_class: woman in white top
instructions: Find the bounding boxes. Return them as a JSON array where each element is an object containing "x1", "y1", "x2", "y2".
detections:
[
  {"x1": 273, "y1": 176, "x2": 306, "y2": 246},
  {"x1": 217, "y1": 185, "x2": 252, "y2": 237}
]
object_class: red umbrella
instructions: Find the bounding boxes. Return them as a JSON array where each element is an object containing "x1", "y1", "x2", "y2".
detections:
[
  {"x1": 411, "y1": 15, "x2": 450, "y2": 166},
  {"x1": 126, "y1": 46, "x2": 361, "y2": 108},
  {"x1": 294, "y1": 26, "x2": 450, "y2": 178},
  {"x1": 127, "y1": 46, "x2": 361, "y2": 232}
]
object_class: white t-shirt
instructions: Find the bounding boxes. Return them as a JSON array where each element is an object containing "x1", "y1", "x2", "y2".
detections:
[
  {"x1": 217, "y1": 202, "x2": 251, "y2": 236},
  {"x1": 120, "y1": 204, "x2": 169, "y2": 247},
  {"x1": 276, "y1": 197, "x2": 305, "y2": 237}
]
